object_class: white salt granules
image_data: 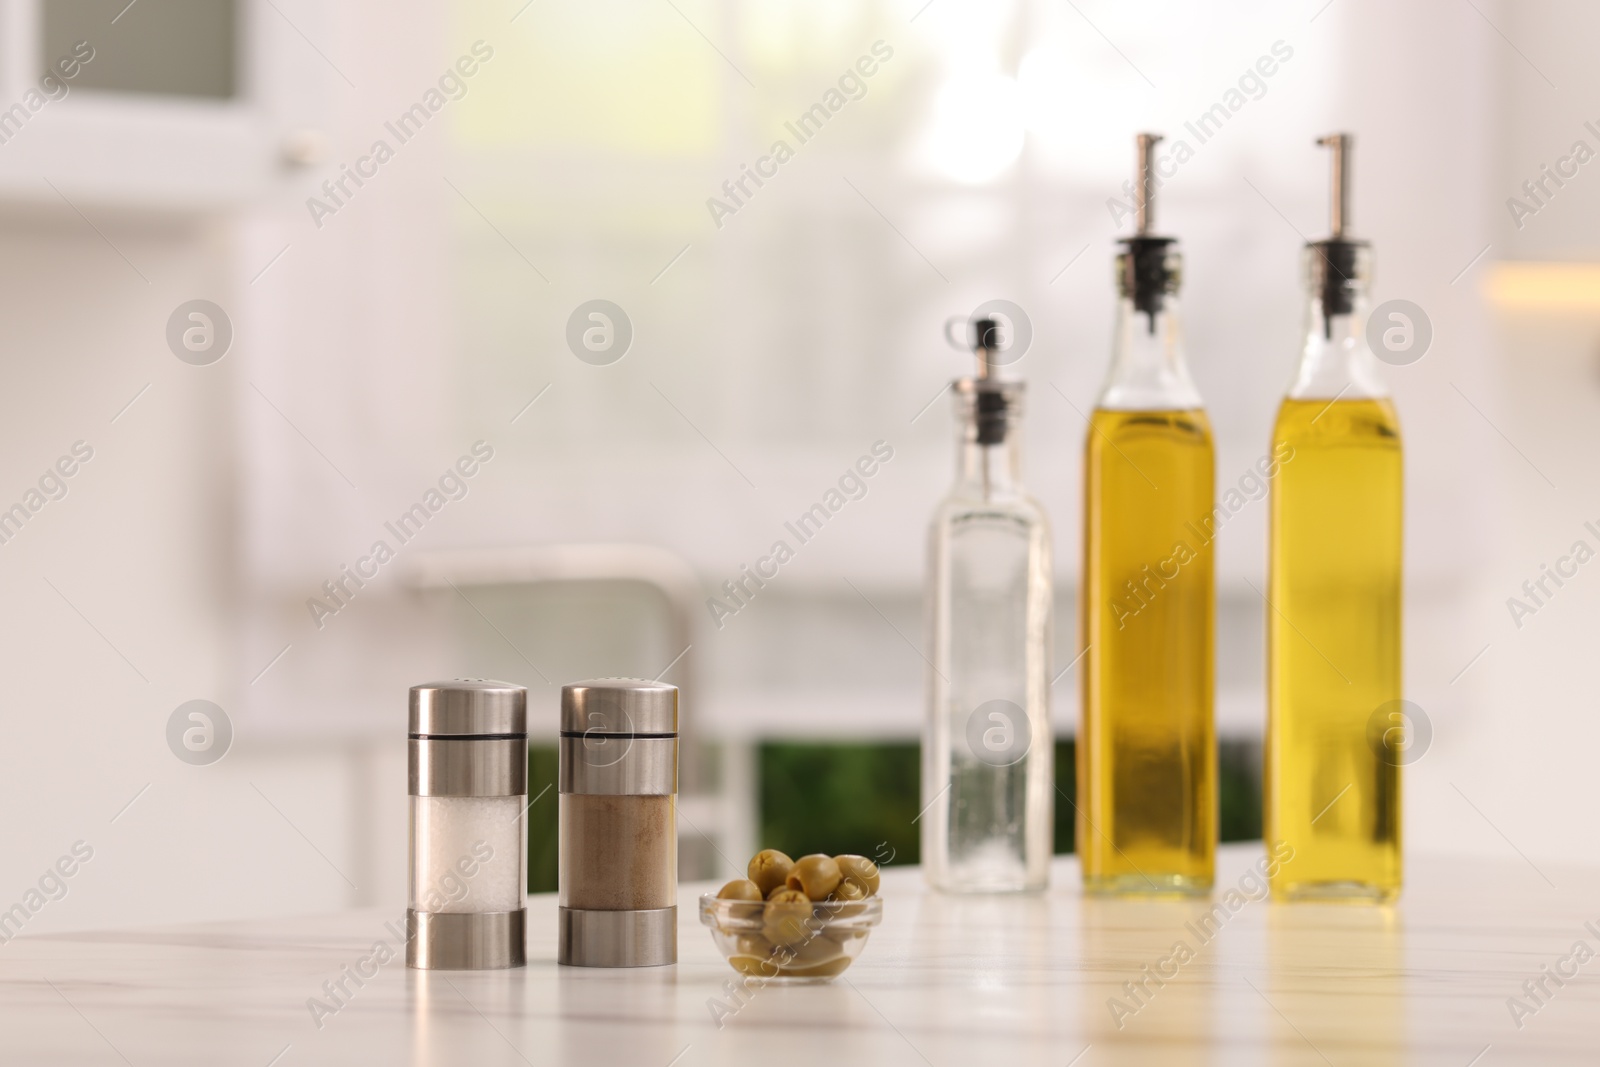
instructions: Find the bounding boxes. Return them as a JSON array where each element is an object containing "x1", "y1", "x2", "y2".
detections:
[{"x1": 409, "y1": 796, "x2": 524, "y2": 913}]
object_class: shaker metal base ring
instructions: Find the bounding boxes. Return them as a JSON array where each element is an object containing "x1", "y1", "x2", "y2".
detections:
[
  {"x1": 558, "y1": 906, "x2": 677, "y2": 967},
  {"x1": 407, "y1": 908, "x2": 527, "y2": 970}
]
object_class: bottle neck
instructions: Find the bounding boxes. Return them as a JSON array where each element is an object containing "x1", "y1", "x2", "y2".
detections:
[
  {"x1": 952, "y1": 381, "x2": 1023, "y2": 498},
  {"x1": 1098, "y1": 294, "x2": 1203, "y2": 411},
  {"x1": 1288, "y1": 242, "x2": 1388, "y2": 400}
]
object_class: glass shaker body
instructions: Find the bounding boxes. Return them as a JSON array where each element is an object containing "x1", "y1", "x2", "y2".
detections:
[
  {"x1": 922, "y1": 380, "x2": 1054, "y2": 893},
  {"x1": 409, "y1": 796, "x2": 526, "y2": 913}
]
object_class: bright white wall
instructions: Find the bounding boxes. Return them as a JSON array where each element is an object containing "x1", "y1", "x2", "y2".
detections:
[
  {"x1": 0, "y1": 0, "x2": 449, "y2": 933},
  {"x1": 1419, "y1": 0, "x2": 1600, "y2": 868}
]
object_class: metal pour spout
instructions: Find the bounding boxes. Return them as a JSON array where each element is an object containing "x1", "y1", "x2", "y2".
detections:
[
  {"x1": 1317, "y1": 132, "x2": 1352, "y2": 239},
  {"x1": 1135, "y1": 132, "x2": 1162, "y2": 237}
]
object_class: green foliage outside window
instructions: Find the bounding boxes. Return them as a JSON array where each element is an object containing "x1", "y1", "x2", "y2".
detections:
[{"x1": 528, "y1": 739, "x2": 1263, "y2": 892}]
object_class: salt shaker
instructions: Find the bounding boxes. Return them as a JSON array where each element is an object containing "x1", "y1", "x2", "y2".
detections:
[
  {"x1": 407, "y1": 680, "x2": 528, "y2": 969},
  {"x1": 558, "y1": 678, "x2": 678, "y2": 967}
]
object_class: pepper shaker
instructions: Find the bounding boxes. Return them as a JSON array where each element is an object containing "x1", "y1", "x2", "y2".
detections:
[
  {"x1": 407, "y1": 680, "x2": 528, "y2": 969},
  {"x1": 558, "y1": 678, "x2": 678, "y2": 967}
]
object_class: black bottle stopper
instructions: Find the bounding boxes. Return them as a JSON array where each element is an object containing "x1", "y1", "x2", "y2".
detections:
[
  {"x1": 966, "y1": 317, "x2": 1010, "y2": 446},
  {"x1": 1119, "y1": 132, "x2": 1178, "y2": 335}
]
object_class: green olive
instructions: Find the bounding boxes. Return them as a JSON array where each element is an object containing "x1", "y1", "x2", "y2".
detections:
[
  {"x1": 766, "y1": 886, "x2": 811, "y2": 906},
  {"x1": 785, "y1": 854, "x2": 843, "y2": 900},
  {"x1": 828, "y1": 879, "x2": 867, "y2": 902},
  {"x1": 716, "y1": 879, "x2": 763, "y2": 902},
  {"x1": 735, "y1": 933, "x2": 774, "y2": 958},
  {"x1": 781, "y1": 955, "x2": 853, "y2": 978},
  {"x1": 834, "y1": 854, "x2": 880, "y2": 896},
  {"x1": 748, "y1": 849, "x2": 795, "y2": 896},
  {"x1": 822, "y1": 923, "x2": 869, "y2": 945},
  {"x1": 763, "y1": 887, "x2": 815, "y2": 948},
  {"x1": 824, "y1": 889, "x2": 868, "y2": 921},
  {"x1": 731, "y1": 954, "x2": 785, "y2": 978},
  {"x1": 730, "y1": 933, "x2": 783, "y2": 977},
  {"x1": 786, "y1": 934, "x2": 844, "y2": 966}
]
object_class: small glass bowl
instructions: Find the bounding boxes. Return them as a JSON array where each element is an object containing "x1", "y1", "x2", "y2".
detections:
[{"x1": 699, "y1": 894, "x2": 883, "y2": 981}]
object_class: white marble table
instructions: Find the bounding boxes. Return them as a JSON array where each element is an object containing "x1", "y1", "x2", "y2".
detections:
[{"x1": 2, "y1": 844, "x2": 1595, "y2": 1065}]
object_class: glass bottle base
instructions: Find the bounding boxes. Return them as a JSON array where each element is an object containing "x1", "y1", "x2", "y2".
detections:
[
  {"x1": 1271, "y1": 880, "x2": 1399, "y2": 904},
  {"x1": 1082, "y1": 873, "x2": 1213, "y2": 899},
  {"x1": 925, "y1": 872, "x2": 1046, "y2": 895}
]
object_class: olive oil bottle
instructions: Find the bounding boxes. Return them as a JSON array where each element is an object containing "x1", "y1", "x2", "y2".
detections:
[
  {"x1": 1266, "y1": 134, "x2": 1403, "y2": 901},
  {"x1": 1079, "y1": 134, "x2": 1216, "y2": 896}
]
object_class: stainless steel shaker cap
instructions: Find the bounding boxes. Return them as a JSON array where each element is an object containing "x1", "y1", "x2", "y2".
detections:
[
  {"x1": 560, "y1": 678, "x2": 677, "y2": 736},
  {"x1": 410, "y1": 680, "x2": 527, "y2": 736}
]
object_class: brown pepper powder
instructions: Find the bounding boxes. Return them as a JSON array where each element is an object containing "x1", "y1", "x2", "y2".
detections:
[{"x1": 559, "y1": 794, "x2": 676, "y2": 910}]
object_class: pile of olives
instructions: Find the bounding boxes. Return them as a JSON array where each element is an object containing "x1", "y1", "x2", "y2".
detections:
[{"x1": 712, "y1": 849, "x2": 882, "y2": 979}]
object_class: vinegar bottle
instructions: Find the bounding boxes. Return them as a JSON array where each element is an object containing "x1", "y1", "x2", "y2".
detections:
[
  {"x1": 1266, "y1": 134, "x2": 1402, "y2": 901},
  {"x1": 1078, "y1": 133, "x2": 1216, "y2": 896},
  {"x1": 922, "y1": 318, "x2": 1053, "y2": 893}
]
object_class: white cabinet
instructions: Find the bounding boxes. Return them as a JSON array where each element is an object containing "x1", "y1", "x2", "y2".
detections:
[{"x1": 0, "y1": 0, "x2": 330, "y2": 209}]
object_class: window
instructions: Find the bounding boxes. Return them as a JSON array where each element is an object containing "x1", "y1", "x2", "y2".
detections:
[{"x1": 42, "y1": 0, "x2": 238, "y2": 99}]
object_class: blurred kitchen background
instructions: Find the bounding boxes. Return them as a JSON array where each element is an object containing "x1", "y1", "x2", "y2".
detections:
[{"x1": 1, "y1": 0, "x2": 1594, "y2": 929}]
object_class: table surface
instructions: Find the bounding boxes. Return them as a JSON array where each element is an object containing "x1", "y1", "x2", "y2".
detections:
[{"x1": 1, "y1": 844, "x2": 1595, "y2": 1066}]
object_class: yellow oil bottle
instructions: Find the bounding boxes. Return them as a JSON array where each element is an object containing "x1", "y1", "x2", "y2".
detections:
[
  {"x1": 1078, "y1": 134, "x2": 1216, "y2": 896},
  {"x1": 1266, "y1": 135, "x2": 1403, "y2": 901}
]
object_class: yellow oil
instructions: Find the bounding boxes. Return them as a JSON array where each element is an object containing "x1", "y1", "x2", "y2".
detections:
[
  {"x1": 1079, "y1": 408, "x2": 1216, "y2": 895},
  {"x1": 1266, "y1": 397, "x2": 1402, "y2": 901}
]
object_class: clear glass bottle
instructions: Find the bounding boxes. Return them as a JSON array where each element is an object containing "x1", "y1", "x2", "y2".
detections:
[
  {"x1": 1079, "y1": 133, "x2": 1216, "y2": 896},
  {"x1": 921, "y1": 320, "x2": 1053, "y2": 893},
  {"x1": 1266, "y1": 134, "x2": 1403, "y2": 902}
]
